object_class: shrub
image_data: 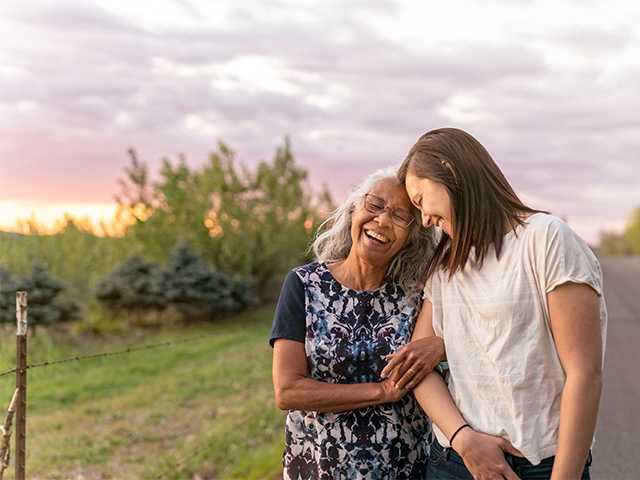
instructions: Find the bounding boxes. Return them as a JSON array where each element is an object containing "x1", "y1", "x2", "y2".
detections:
[
  {"x1": 95, "y1": 255, "x2": 166, "y2": 312},
  {"x1": 164, "y1": 242, "x2": 253, "y2": 320},
  {"x1": 0, "y1": 267, "x2": 17, "y2": 324},
  {"x1": 95, "y1": 244, "x2": 254, "y2": 324},
  {"x1": 0, "y1": 264, "x2": 80, "y2": 334}
]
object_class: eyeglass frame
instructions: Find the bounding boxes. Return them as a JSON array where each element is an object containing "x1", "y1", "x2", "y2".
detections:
[{"x1": 362, "y1": 193, "x2": 416, "y2": 229}]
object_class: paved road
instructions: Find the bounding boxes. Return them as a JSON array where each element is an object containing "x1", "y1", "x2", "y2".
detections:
[{"x1": 592, "y1": 256, "x2": 640, "y2": 480}]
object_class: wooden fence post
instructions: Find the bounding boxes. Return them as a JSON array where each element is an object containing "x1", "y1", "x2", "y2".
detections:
[
  {"x1": 15, "y1": 292, "x2": 27, "y2": 480},
  {"x1": 0, "y1": 389, "x2": 19, "y2": 479}
]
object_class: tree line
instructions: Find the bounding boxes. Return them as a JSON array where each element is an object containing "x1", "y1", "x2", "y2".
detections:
[
  {"x1": 599, "y1": 208, "x2": 640, "y2": 255},
  {"x1": 0, "y1": 138, "x2": 333, "y2": 331}
]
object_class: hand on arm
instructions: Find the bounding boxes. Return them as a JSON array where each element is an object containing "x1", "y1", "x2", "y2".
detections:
[
  {"x1": 548, "y1": 282, "x2": 603, "y2": 480},
  {"x1": 272, "y1": 339, "x2": 407, "y2": 413},
  {"x1": 380, "y1": 304, "x2": 446, "y2": 389},
  {"x1": 409, "y1": 301, "x2": 521, "y2": 480}
]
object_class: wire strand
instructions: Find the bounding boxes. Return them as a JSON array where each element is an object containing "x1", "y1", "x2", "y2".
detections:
[{"x1": 0, "y1": 331, "x2": 223, "y2": 379}]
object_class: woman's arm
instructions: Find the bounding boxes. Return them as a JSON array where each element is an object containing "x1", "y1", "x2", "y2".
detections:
[
  {"x1": 272, "y1": 339, "x2": 406, "y2": 413},
  {"x1": 410, "y1": 301, "x2": 521, "y2": 480},
  {"x1": 548, "y1": 282, "x2": 603, "y2": 480}
]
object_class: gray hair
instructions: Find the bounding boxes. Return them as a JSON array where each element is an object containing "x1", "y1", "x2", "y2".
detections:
[{"x1": 310, "y1": 167, "x2": 435, "y2": 293}]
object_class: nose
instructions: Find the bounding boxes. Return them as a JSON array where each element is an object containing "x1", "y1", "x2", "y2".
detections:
[
  {"x1": 374, "y1": 210, "x2": 393, "y2": 227},
  {"x1": 421, "y1": 213, "x2": 432, "y2": 228}
]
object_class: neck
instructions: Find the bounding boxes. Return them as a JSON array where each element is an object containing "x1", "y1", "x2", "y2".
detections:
[{"x1": 330, "y1": 252, "x2": 387, "y2": 291}]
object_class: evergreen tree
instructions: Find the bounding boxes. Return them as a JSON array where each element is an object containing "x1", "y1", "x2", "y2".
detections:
[
  {"x1": 95, "y1": 245, "x2": 252, "y2": 324},
  {"x1": 0, "y1": 267, "x2": 17, "y2": 324},
  {"x1": 17, "y1": 264, "x2": 80, "y2": 334},
  {"x1": 164, "y1": 242, "x2": 252, "y2": 321},
  {"x1": 95, "y1": 255, "x2": 166, "y2": 313}
]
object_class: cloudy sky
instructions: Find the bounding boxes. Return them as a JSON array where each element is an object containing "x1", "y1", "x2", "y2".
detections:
[{"x1": 1, "y1": 0, "x2": 639, "y2": 242}]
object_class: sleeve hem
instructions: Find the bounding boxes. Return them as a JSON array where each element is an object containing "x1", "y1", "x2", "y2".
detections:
[
  {"x1": 545, "y1": 275, "x2": 603, "y2": 297},
  {"x1": 269, "y1": 335, "x2": 305, "y2": 348}
]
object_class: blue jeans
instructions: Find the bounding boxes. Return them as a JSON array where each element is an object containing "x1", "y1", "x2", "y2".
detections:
[{"x1": 427, "y1": 437, "x2": 591, "y2": 480}]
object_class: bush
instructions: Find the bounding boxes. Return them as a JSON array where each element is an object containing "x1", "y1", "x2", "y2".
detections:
[
  {"x1": 599, "y1": 230, "x2": 634, "y2": 255},
  {"x1": 95, "y1": 255, "x2": 166, "y2": 312},
  {"x1": 164, "y1": 242, "x2": 253, "y2": 320},
  {"x1": 624, "y1": 207, "x2": 640, "y2": 254},
  {"x1": 95, "y1": 243, "x2": 254, "y2": 324},
  {"x1": 0, "y1": 264, "x2": 80, "y2": 334},
  {"x1": 0, "y1": 267, "x2": 17, "y2": 324},
  {"x1": 599, "y1": 207, "x2": 640, "y2": 255}
]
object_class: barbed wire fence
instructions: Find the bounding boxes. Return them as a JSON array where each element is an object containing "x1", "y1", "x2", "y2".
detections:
[
  {"x1": 0, "y1": 332, "x2": 227, "y2": 380},
  {"x1": 0, "y1": 291, "x2": 229, "y2": 480}
]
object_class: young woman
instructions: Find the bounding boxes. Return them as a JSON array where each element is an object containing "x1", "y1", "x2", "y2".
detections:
[{"x1": 388, "y1": 128, "x2": 606, "y2": 480}]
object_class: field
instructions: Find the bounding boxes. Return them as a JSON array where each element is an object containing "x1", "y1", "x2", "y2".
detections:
[{"x1": 0, "y1": 306, "x2": 284, "y2": 479}]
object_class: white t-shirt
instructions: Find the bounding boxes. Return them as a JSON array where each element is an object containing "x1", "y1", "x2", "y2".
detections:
[{"x1": 425, "y1": 213, "x2": 607, "y2": 465}]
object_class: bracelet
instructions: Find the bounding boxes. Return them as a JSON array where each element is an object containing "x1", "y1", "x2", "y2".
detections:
[{"x1": 449, "y1": 423, "x2": 471, "y2": 448}]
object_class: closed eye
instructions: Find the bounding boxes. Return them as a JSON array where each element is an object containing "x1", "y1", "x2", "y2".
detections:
[{"x1": 411, "y1": 195, "x2": 422, "y2": 210}]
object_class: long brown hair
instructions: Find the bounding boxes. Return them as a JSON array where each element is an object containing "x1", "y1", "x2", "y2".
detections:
[{"x1": 398, "y1": 127, "x2": 545, "y2": 279}]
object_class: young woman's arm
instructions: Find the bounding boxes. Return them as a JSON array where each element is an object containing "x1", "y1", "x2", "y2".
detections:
[
  {"x1": 547, "y1": 282, "x2": 603, "y2": 480},
  {"x1": 272, "y1": 339, "x2": 407, "y2": 413},
  {"x1": 410, "y1": 302, "x2": 521, "y2": 480},
  {"x1": 380, "y1": 325, "x2": 445, "y2": 389}
]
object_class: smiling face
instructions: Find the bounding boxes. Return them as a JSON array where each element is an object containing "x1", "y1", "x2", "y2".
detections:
[
  {"x1": 350, "y1": 178, "x2": 413, "y2": 267},
  {"x1": 404, "y1": 171, "x2": 454, "y2": 238}
]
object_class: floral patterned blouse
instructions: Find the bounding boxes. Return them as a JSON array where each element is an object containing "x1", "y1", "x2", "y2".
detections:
[{"x1": 270, "y1": 262, "x2": 431, "y2": 479}]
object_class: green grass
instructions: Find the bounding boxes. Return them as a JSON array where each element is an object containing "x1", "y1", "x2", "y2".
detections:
[{"x1": 0, "y1": 307, "x2": 284, "y2": 479}]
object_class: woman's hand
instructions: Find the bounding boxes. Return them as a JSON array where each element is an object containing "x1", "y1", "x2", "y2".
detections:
[
  {"x1": 453, "y1": 428, "x2": 523, "y2": 480},
  {"x1": 378, "y1": 378, "x2": 408, "y2": 403},
  {"x1": 380, "y1": 336, "x2": 445, "y2": 389}
]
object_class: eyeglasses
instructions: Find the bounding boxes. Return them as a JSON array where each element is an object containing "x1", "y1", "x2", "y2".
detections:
[{"x1": 363, "y1": 193, "x2": 415, "y2": 229}]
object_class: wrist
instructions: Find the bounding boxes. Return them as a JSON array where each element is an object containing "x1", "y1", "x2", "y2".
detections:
[
  {"x1": 374, "y1": 382, "x2": 387, "y2": 404},
  {"x1": 549, "y1": 454, "x2": 589, "y2": 480},
  {"x1": 450, "y1": 425, "x2": 474, "y2": 455},
  {"x1": 437, "y1": 336, "x2": 446, "y2": 362}
]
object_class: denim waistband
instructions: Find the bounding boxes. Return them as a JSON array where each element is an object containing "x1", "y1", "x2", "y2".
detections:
[{"x1": 431, "y1": 436, "x2": 592, "y2": 469}]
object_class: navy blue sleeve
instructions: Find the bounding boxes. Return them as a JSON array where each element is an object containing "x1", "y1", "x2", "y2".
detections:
[{"x1": 269, "y1": 270, "x2": 306, "y2": 347}]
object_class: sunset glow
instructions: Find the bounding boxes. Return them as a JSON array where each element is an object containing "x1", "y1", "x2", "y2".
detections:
[{"x1": 0, "y1": 201, "x2": 120, "y2": 236}]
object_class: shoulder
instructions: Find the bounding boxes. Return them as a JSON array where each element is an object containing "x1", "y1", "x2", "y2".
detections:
[
  {"x1": 521, "y1": 213, "x2": 587, "y2": 248},
  {"x1": 291, "y1": 261, "x2": 321, "y2": 275},
  {"x1": 518, "y1": 213, "x2": 587, "y2": 247},
  {"x1": 277, "y1": 264, "x2": 319, "y2": 299},
  {"x1": 289, "y1": 261, "x2": 323, "y2": 285},
  {"x1": 281, "y1": 261, "x2": 335, "y2": 295},
  {"x1": 523, "y1": 212, "x2": 567, "y2": 234},
  {"x1": 523, "y1": 214, "x2": 603, "y2": 288}
]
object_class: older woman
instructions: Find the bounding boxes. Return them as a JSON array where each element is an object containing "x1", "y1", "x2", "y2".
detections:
[{"x1": 270, "y1": 168, "x2": 444, "y2": 479}]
